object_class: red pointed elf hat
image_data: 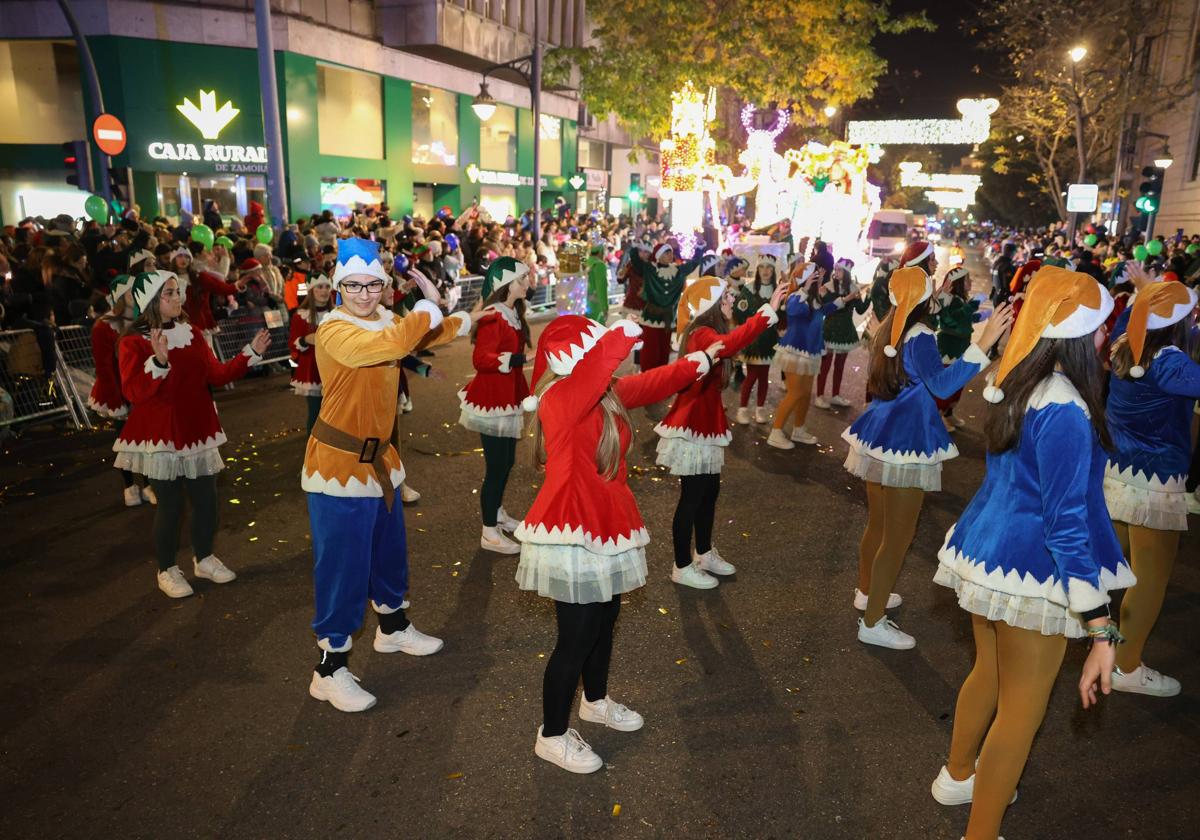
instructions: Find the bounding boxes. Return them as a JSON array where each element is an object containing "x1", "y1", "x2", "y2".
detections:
[{"x1": 522, "y1": 315, "x2": 610, "y2": 411}]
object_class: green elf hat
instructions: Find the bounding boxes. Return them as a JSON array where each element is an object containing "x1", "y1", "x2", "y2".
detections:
[
  {"x1": 131, "y1": 270, "x2": 178, "y2": 317},
  {"x1": 482, "y1": 256, "x2": 530, "y2": 298},
  {"x1": 108, "y1": 273, "x2": 137, "y2": 307}
]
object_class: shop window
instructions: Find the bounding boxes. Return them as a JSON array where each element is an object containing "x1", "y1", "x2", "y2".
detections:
[
  {"x1": 578, "y1": 139, "x2": 605, "y2": 170},
  {"x1": 321, "y1": 177, "x2": 386, "y2": 218},
  {"x1": 0, "y1": 41, "x2": 84, "y2": 144},
  {"x1": 480, "y1": 185, "x2": 517, "y2": 222},
  {"x1": 413, "y1": 184, "x2": 434, "y2": 219},
  {"x1": 317, "y1": 63, "x2": 383, "y2": 159},
  {"x1": 539, "y1": 114, "x2": 562, "y2": 176},
  {"x1": 412, "y1": 85, "x2": 459, "y2": 166},
  {"x1": 480, "y1": 104, "x2": 518, "y2": 171}
]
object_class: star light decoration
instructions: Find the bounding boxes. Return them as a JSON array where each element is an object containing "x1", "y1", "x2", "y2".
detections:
[
  {"x1": 846, "y1": 98, "x2": 1000, "y2": 146},
  {"x1": 897, "y1": 162, "x2": 982, "y2": 209},
  {"x1": 659, "y1": 81, "x2": 723, "y2": 257}
]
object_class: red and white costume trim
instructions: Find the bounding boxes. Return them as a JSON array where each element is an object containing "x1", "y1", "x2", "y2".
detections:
[
  {"x1": 514, "y1": 319, "x2": 711, "y2": 603},
  {"x1": 289, "y1": 309, "x2": 329, "y2": 396},
  {"x1": 654, "y1": 304, "x2": 777, "y2": 475},
  {"x1": 87, "y1": 316, "x2": 129, "y2": 418},
  {"x1": 114, "y1": 321, "x2": 260, "y2": 480},
  {"x1": 458, "y1": 303, "x2": 530, "y2": 439}
]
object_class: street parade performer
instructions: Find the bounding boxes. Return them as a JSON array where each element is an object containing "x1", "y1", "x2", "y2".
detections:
[
  {"x1": 302, "y1": 238, "x2": 476, "y2": 713},
  {"x1": 626, "y1": 241, "x2": 705, "y2": 371}
]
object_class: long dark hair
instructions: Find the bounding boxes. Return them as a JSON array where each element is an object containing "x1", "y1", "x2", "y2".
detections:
[
  {"x1": 984, "y1": 335, "x2": 1111, "y2": 453},
  {"x1": 866, "y1": 300, "x2": 931, "y2": 400},
  {"x1": 126, "y1": 282, "x2": 189, "y2": 336},
  {"x1": 1110, "y1": 320, "x2": 1191, "y2": 379},
  {"x1": 679, "y1": 301, "x2": 731, "y2": 382},
  {"x1": 470, "y1": 286, "x2": 530, "y2": 350}
]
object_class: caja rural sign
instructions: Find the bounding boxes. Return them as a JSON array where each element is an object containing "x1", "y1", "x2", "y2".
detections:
[{"x1": 134, "y1": 88, "x2": 267, "y2": 174}]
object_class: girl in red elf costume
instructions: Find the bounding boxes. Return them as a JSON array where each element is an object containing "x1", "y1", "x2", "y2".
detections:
[
  {"x1": 114, "y1": 270, "x2": 270, "y2": 599},
  {"x1": 89, "y1": 273, "x2": 155, "y2": 507},
  {"x1": 458, "y1": 257, "x2": 533, "y2": 554},
  {"x1": 656, "y1": 276, "x2": 787, "y2": 589},
  {"x1": 288, "y1": 272, "x2": 333, "y2": 433},
  {"x1": 515, "y1": 315, "x2": 722, "y2": 773}
]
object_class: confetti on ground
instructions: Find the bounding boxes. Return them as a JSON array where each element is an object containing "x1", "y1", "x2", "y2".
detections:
[
  {"x1": 537, "y1": 653, "x2": 545, "y2": 658},
  {"x1": 247, "y1": 521, "x2": 256, "y2": 527},
  {"x1": 249, "y1": 536, "x2": 258, "y2": 542},
  {"x1": 446, "y1": 772, "x2": 463, "y2": 780},
  {"x1": 229, "y1": 499, "x2": 241, "y2": 505},
  {"x1": 675, "y1": 658, "x2": 687, "y2": 665},
  {"x1": 658, "y1": 607, "x2": 668, "y2": 615},
  {"x1": 612, "y1": 804, "x2": 621, "y2": 817}
]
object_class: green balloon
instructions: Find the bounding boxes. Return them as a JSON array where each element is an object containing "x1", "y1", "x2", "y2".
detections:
[
  {"x1": 215, "y1": 235, "x2": 233, "y2": 249},
  {"x1": 1186, "y1": 243, "x2": 1199, "y2": 255},
  {"x1": 1083, "y1": 234, "x2": 1098, "y2": 247},
  {"x1": 1146, "y1": 239, "x2": 1164, "y2": 256},
  {"x1": 84, "y1": 194, "x2": 108, "y2": 223},
  {"x1": 190, "y1": 223, "x2": 214, "y2": 250},
  {"x1": 1133, "y1": 244, "x2": 1149, "y2": 261},
  {"x1": 255, "y1": 223, "x2": 274, "y2": 244}
]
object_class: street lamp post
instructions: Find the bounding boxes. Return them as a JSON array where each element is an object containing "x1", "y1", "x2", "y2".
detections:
[
  {"x1": 1065, "y1": 45, "x2": 1088, "y2": 245},
  {"x1": 472, "y1": 3, "x2": 543, "y2": 244},
  {"x1": 1143, "y1": 133, "x2": 1173, "y2": 239}
]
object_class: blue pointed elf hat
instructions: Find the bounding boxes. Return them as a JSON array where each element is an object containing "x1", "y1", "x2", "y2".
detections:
[{"x1": 331, "y1": 237, "x2": 389, "y2": 288}]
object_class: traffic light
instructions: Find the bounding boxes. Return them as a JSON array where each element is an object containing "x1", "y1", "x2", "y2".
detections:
[
  {"x1": 108, "y1": 166, "x2": 133, "y2": 213},
  {"x1": 628, "y1": 186, "x2": 642, "y2": 204},
  {"x1": 1137, "y1": 165, "x2": 1164, "y2": 214},
  {"x1": 62, "y1": 139, "x2": 92, "y2": 191}
]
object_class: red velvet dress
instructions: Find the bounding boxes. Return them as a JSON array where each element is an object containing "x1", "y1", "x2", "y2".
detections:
[
  {"x1": 289, "y1": 310, "x2": 326, "y2": 396},
  {"x1": 458, "y1": 303, "x2": 530, "y2": 438},
  {"x1": 87, "y1": 317, "x2": 129, "y2": 418}
]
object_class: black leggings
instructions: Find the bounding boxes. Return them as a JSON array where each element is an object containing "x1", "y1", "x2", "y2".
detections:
[
  {"x1": 480, "y1": 433, "x2": 517, "y2": 526},
  {"x1": 542, "y1": 598, "x2": 620, "y2": 737},
  {"x1": 1188, "y1": 422, "x2": 1200, "y2": 492},
  {"x1": 113, "y1": 419, "x2": 137, "y2": 488},
  {"x1": 148, "y1": 475, "x2": 218, "y2": 571},
  {"x1": 671, "y1": 473, "x2": 721, "y2": 568}
]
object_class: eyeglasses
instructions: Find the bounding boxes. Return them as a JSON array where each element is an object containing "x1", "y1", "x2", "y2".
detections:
[{"x1": 341, "y1": 280, "x2": 385, "y2": 294}]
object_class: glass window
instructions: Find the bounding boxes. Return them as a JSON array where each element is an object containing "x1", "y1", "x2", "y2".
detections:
[
  {"x1": 412, "y1": 85, "x2": 459, "y2": 166},
  {"x1": 412, "y1": 184, "x2": 434, "y2": 219},
  {"x1": 539, "y1": 114, "x2": 562, "y2": 176},
  {"x1": 578, "y1": 139, "x2": 605, "y2": 170},
  {"x1": 317, "y1": 63, "x2": 383, "y2": 159},
  {"x1": 321, "y1": 177, "x2": 386, "y2": 217},
  {"x1": 0, "y1": 41, "x2": 84, "y2": 144},
  {"x1": 480, "y1": 185, "x2": 517, "y2": 222},
  {"x1": 480, "y1": 104, "x2": 517, "y2": 171}
]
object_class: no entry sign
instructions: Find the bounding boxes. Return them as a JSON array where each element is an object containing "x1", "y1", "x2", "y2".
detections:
[{"x1": 93, "y1": 114, "x2": 127, "y2": 156}]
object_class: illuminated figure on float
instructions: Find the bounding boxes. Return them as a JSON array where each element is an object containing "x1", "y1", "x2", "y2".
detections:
[{"x1": 659, "y1": 82, "x2": 725, "y2": 258}]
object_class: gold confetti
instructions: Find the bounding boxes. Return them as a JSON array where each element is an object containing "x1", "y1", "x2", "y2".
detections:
[
  {"x1": 612, "y1": 804, "x2": 621, "y2": 817},
  {"x1": 247, "y1": 521, "x2": 256, "y2": 527},
  {"x1": 451, "y1": 571, "x2": 459, "y2": 577},
  {"x1": 229, "y1": 499, "x2": 241, "y2": 505},
  {"x1": 417, "y1": 527, "x2": 427, "y2": 533},
  {"x1": 537, "y1": 653, "x2": 545, "y2": 658},
  {"x1": 657, "y1": 607, "x2": 668, "y2": 615},
  {"x1": 446, "y1": 772, "x2": 463, "y2": 780},
  {"x1": 741, "y1": 532, "x2": 750, "y2": 538},
  {"x1": 675, "y1": 658, "x2": 687, "y2": 665},
  {"x1": 762, "y1": 640, "x2": 772, "y2": 648},
  {"x1": 249, "y1": 536, "x2": 258, "y2": 542},
  {"x1": 431, "y1": 564, "x2": 444, "y2": 569}
]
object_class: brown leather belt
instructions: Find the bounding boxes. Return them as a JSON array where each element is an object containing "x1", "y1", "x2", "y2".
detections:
[{"x1": 310, "y1": 417, "x2": 396, "y2": 511}]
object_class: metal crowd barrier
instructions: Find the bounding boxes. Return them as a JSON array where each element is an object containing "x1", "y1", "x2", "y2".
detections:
[
  {"x1": 212, "y1": 305, "x2": 293, "y2": 368},
  {"x1": 448, "y1": 270, "x2": 624, "y2": 318},
  {"x1": 0, "y1": 327, "x2": 90, "y2": 432}
]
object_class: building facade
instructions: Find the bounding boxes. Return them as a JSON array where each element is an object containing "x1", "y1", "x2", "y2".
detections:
[{"x1": 0, "y1": 0, "x2": 654, "y2": 226}]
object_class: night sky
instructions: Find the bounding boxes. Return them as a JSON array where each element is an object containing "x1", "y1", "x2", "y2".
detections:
[{"x1": 855, "y1": 0, "x2": 1006, "y2": 120}]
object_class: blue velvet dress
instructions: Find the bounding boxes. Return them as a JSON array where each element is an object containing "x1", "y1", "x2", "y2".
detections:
[
  {"x1": 934, "y1": 374, "x2": 1135, "y2": 637},
  {"x1": 842, "y1": 324, "x2": 988, "y2": 491}
]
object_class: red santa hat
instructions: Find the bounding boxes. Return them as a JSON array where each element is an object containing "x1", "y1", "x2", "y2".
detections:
[
  {"x1": 900, "y1": 240, "x2": 934, "y2": 268},
  {"x1": 522, "y1": 315, "x2": 612, "y2": 412},
  {"x1": 654, "y1": 243, "x2": 673, "y2": 261}
]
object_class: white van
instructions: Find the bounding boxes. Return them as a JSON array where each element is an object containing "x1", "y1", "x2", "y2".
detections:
[{"x1": 867, "y1": 209, "x2": 913, "y2": 258}]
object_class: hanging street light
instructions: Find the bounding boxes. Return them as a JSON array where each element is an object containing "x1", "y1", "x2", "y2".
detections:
[
  {"x1": 1069, "y1": 45, "x2": 1088, "y2": 63},
  {"x1": 471, "y1": 82, "x2": 497, "y2": 122}
]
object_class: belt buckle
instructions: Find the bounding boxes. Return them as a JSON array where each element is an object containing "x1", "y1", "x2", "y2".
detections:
[{"x1": 359, "y1": 437, "x2": 380, "y2": 463}]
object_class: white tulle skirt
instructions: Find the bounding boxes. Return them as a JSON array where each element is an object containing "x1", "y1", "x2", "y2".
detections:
[
  {"x1": 1103, "y1": 476, "x2": 1188, "y2": 532},
  {"x1": 113, "y1": 446, "x2": 225, "y2": 481},
  {"x1": 775, "y1": 345, "x2": 822, "y2": 376},
  {"x1": 516, "y1": 542, "x2": 647, "y2": 604},
  {"x1": 655, "y1": 435, "x2": 725, "y2": 476},
  {"x1": 843, "y1": 447, "x2": 942, "y2": 492},
  {"x1": 933, "y1": 564, "x2": 1087, "y2": 638}
]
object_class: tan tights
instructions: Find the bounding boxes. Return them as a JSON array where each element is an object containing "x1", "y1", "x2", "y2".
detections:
[
  {"x1": 947, "y1": 615, "x2": 1066, "y2": 840},
  {"x1": 772, "y1": 372, "x2": 814, "y2": 431},
  {"x1": 1113, "y1": 521, "x2": 1180, "y2": 672},
  {"x1": 856, "y1": 481, "x2": 924, "y2": 626}
]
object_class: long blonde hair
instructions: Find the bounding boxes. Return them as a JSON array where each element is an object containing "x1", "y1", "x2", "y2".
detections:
[{"x1": 530, "y1": 370, "x2": 633, "y2": 480}]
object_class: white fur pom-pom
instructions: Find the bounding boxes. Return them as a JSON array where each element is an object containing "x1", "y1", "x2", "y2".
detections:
[
  {"x1": 982, "y1": 385, "x2": 1004, "y2": 403},
  {"x1": 1129, "y1": 365, "x2": 1146, "y2": 379},
  {"x1": 521, "y1": 395, "x2": 539, "y2": 412},
  {"x1": 611, "y1": 318, "x2": 642, "y2": 338},
  {"x1": 883, "y1": 344, "x2": 898, "y2": 358}
]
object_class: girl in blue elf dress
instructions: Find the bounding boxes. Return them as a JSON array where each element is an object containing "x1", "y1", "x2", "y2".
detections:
[
  {"x1": 930, "y1": 265, "x2": 1135, "y2": 840},
  {"x1": 1103, "y1": 280, "x2": 1199, "y2": 697},
  {"x1": 843, "y1": 262, "x2": 1012, "y2": 647}
]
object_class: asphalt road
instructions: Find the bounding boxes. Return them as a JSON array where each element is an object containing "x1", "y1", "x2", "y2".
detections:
[{"x1": 1, "y1": 249, "x2": 1197, "y2": 839}]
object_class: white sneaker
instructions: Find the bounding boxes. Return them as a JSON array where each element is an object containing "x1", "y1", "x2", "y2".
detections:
[
  {"x1": 496, "y1": 506, "x2": 523, "y2": 533},
  {"x1": 141, "y1": 484, "x2": 157, "y2": 505},
  {"x1": 790, "y1": 427, "x2": 818, "y2": 445},
  {"x1": 1187, "y1": 490, "x2": 1200, "y2": 516},
  {"x1": 671, "y1": 562, "x2": 719, "y2": 590},
  {"x1": 157, "y1": 566, "x2": 194, "y2": 598},
  {"x1": 857, "y1": 616, "x2": 915, "y2": 650},
  {"x1": 401, "y1": 394, "x2": 414, "y2": 414},
  {"x1": 481, "y1": 526, "x2": 521, "y2": 554},
  {"x1": 579, "y1": 695, "x2": 644, "y2": 732},
  {"x1": 309, "y1": 667, "x2": 377, "y2": 712},
  {"x1": 534, "y1": 726, "x2": 604, "y2": 774},
  {"x1": 1111, "y1": 663, "x2": 1181, "y2": 697},
  {"x1": 830, "y1": 395, "x2": 851, "y2": 407},
  {"x1": 696, "y1": 547, "x2": 736, "y2": 575},
  {"x1": 735, "y1": 406, "x2": 751, "y2": 425},
  {"x1": 767, "y1": 428, "x2": 795, "y2": 450},
  {"x1": 853, "y1": 588, "x2": 902, "y2": 610},
  {"x1": 400, "y1": 483, "x2": 421, "y2": 503},
  {"x1": 814, "y1": 395, "x2": 831, "y2": 409},
  {"x1": 931, "y1": 765, "x2": 1018, "y2": 806},
  {"x1": 123, "y1": 485, "x2": 142, "y2": 507},
  {"x1": 193, "y1": 554, "x2": 236, "y2": 584},
  {"x1": 754, "y1": 406, "x2": 771, "y2": 424},
  {"x1": 373, "y1": 623, "x2": 444, "y2": 655}
]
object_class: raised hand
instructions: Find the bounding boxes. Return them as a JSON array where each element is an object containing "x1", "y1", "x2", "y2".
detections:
[
  {"x1": 979, "y1": 302, "x2": 1014, "y2": 353},
  {"x1": 250, "y1": 328, "x2": 271, "y2": 356},
  {"x1": 149, "y1": 328, "x2": 169, "y2": 365}
]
